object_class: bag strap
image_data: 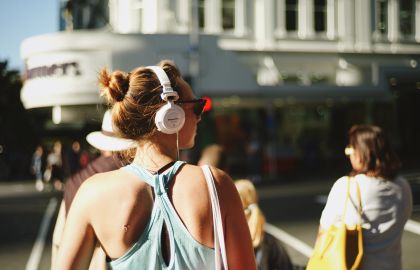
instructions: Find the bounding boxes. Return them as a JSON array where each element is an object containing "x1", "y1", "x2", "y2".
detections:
[
  {"x1": 343, "y1": 177, "x2": 363, "y2": 219},
  {"x1": 346, "y1": 177, "x2": 363, "y2": 217},
  {"x1": 355, "y1": 179, "x2": 363, "y2": 218},
  {"x1": 201, "y1": 165, "x2": 228, "y2": 270},
  {"x1": 345, "y1": 177, "x2": 364, "y2": 270}
]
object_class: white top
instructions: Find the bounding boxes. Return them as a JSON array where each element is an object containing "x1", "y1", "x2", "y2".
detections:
[{"x1": 320, "y1": 174, "x2": 412, "y2": 270}]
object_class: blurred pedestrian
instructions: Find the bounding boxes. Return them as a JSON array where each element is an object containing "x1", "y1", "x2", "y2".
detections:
[
  {"x1": 31, "y1": 145, "x2": 44, "y2": 191},
  {"x1": 197, "y1": 143, "x2": 228, "y2": 172},
  {"x1": 66, "y1": 140, "x2": 81, "y2": 175},
  {"x1": 51, "y1": 110, "x2": 136, "y2": 270},
  {"x1": 235, "y1": 179, "x2": 293, "y2": 270},
  {"x1": 79, "y1": 149, "x2": 91, "y2": 168},
  {"x1": 46, "y1": 140, "x2": 64, "y2": 190},
  {"x1": 316, "y1": 124, "x2": 412, "y2": 270},
  {"x1": 54, "y1": 60, "x2": 256, "y2": 269}
]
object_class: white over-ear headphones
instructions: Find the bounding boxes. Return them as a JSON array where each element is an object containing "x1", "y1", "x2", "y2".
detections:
[{"x1": 148, "y1": 66, "x2": 185, "y2": 134}]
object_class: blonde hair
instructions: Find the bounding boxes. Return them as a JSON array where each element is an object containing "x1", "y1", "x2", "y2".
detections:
[{"x1": 234, "y1": 179, "x2": 265, "y2": 248}]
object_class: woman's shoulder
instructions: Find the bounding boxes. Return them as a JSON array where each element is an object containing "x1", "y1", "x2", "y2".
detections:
[
  {"x1": 77, "y1": 168, "x2": 149, "y2": 204},
  {"x1": 82, "y1": 168, "x2": 129, "y2": 187},
  {"x1": 178, "y1": 164, "x2": 236, "y2": 202},
  {"x1": 180, "y1": 164, "x2": 231, "y2": 183},
  {"x1": 333, "y1": 174, "x2": 374, "y2": 187},
  {"x1": 330, "y1": 175, "x2": 350, "y2": 191},
  {"x1": 391, "y1": 175, "x2": 412, "y2": 196},
  {"x1": 393, "y1": 175, "x2": 410, "y2": 186},
  {"x1": 352, "y1": 173, "x2": 410, "y2": 190}
]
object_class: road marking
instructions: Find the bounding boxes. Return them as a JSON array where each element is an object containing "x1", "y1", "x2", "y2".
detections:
[
  {"x1": 405, "y1": 219, "x2": 420, "y2": 235},
  {"x1": 26, "y1": 197, "x2": 58, "y2": 270},
  {"x1": 265, "y1": 223, "x2": 313, "y2": 258}
]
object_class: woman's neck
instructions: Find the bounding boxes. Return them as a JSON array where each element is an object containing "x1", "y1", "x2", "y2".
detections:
[{"x1": 133, "y1": 138, "x2": 177, "y2": 171}]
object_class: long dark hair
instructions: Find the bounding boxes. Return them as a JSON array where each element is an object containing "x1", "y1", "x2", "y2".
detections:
[{"x1": 348, "y1": 124, "x2": 401, "y2": 179}]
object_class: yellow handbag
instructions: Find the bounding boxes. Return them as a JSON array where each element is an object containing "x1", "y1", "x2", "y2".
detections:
[{"x1": 306, "y1": 177, "x2": 363, "y2": 270}]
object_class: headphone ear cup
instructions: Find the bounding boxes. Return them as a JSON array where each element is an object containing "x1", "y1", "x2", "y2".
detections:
[{"x1": 155, "y1": 102, "x2": 185, "y2": 134}]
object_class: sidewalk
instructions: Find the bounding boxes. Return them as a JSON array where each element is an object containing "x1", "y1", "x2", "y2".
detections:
[{"x1": 0, "y1": 181, "x2": 61, "y2": 199}]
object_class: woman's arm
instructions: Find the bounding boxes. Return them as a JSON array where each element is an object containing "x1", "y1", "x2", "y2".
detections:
[
  {"x1": 319, "y1": 177, "x2": 347, "y2": 230},
  {"x1": 53, "y1": 179, "x2": 97, "y2": 270},
  {"x1": 212, "y1": 167, "x2": 257, "y2": 270}
]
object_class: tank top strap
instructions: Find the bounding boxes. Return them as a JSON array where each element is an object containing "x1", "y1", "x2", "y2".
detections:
[
  {"x1": 122, "y1": 160, "x2": 186, "y2": 190},
  {"x1": 154, "y1": 161, "x2": 185, "y2": 195},
  {"x1": 122, "y1": 162, "x2": 155, "y2": 186}
]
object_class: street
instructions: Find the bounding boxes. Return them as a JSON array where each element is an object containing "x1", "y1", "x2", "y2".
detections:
[
  {"x1": 0, "y1": 178, "x2": 419, "y2": 270},
  {"x1": 257, "y1": 177, "x2": 420, "y2": 269},
  {"x1": 0, "y1": 182, "x2": 60, "y2": 270}
]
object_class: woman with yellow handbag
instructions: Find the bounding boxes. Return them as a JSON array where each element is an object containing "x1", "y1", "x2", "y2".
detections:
[{"x1": 308, "y1": 125, "x2": 412, "y2": 270}]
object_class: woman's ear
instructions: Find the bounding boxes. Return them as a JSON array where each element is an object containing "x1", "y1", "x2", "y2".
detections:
[{"x1": 350, "y1": 149, "x2": 363, "y2": 171}]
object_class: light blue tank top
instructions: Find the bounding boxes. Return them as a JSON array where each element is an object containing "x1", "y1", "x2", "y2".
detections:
[{"x1": 108, "y1": 161, "x2": 215, "y2": 270}]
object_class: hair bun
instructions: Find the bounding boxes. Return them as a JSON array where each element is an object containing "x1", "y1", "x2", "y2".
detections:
[{"x1": 99, "y1": 69, "x2": 130, "y2": 103}]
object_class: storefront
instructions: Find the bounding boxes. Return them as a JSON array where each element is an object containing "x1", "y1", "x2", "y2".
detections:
[{"x1": 19, "y1": 0, "x2": 420, "y2": 182}]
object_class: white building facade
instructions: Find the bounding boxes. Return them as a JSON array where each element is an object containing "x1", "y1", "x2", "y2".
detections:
[{"x1": 20, "y1": 0, "x2": 420, "y2": 178}]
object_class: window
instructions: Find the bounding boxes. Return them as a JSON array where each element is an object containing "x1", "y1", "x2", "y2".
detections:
[
  {"x1": 222, "y1": 0, "x2": 235, "y2": 30},
  {"x1": 199, "y1": 0, "x2": 205, "y2": 29},
  {"x1": 314, "y1": 0, "x2": 326, "y2": 32},
  {"x1": 286, "y1": 0, "x2": 298, "y2": 31},
  {"x1": 374, "y1": 0, "x2": 388, "y2": 37},
  {"x1": 59, "y1": 0, "x2": 109, "y2": 30},
  {"x1": 198, "y1": 0, "x2": 234, "y2": 31},
  {"x1": 399, "y1": 0, "x2": 415, "y2": 38}
]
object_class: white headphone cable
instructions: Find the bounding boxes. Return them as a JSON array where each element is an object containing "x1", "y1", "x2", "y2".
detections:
[{"x1": 176, "y1": 131, "x2": 180, "y2": 161}]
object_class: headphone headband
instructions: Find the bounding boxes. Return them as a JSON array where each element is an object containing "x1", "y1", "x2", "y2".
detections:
[
  {"x1": 147, "y1": 66, "x2": 179, "y2": 101},
  {"x1": 149, "y1": 65, "x2": 185, "y2": 134}
]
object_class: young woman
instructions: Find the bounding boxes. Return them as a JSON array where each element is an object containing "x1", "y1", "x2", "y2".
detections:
[
  {"x1": 318, "y1": 124, "x2": 412, "y2": 270},
  {"x1": 55, "y1": 60, "x2": 256, "y2": 270}
]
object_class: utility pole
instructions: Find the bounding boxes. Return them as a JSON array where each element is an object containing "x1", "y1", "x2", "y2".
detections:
[{"x1": 189, "y1": 0, "x2": 200, "y2": 94}]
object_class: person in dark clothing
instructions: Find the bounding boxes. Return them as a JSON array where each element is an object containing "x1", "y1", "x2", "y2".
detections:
[
  {"x1": 66, "y1": 140, "x2": 82, "y2": 176},
  {"x1": 46, "y1": 141, "x2": 65, "y2": 190},
  {"x1": 63, "y1": 154, "x2": 122, "y2": 212},
  {"x1": 51, "y1": 110, "x2": 136, "y2": 270},
  {"x1": 31, "y1": 145, "x2": 45, "y2": 191}
]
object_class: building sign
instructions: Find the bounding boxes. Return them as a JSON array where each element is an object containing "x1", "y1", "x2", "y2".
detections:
[
  {"x1": 25, "y1": 61, "x2": 81, "y2": 80},
  {"x1": 21, "y1": 50, "x2": 111, "y2": 109}
]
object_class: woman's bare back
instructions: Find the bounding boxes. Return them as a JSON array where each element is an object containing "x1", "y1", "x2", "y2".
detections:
[{"x1": 84, "y1": 164, "x2": 214, "y2": 259}]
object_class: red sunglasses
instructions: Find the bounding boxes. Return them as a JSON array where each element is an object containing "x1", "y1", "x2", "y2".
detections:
[{"x1": 176, "y1": 98, "x2": 207, "y2": 116}]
